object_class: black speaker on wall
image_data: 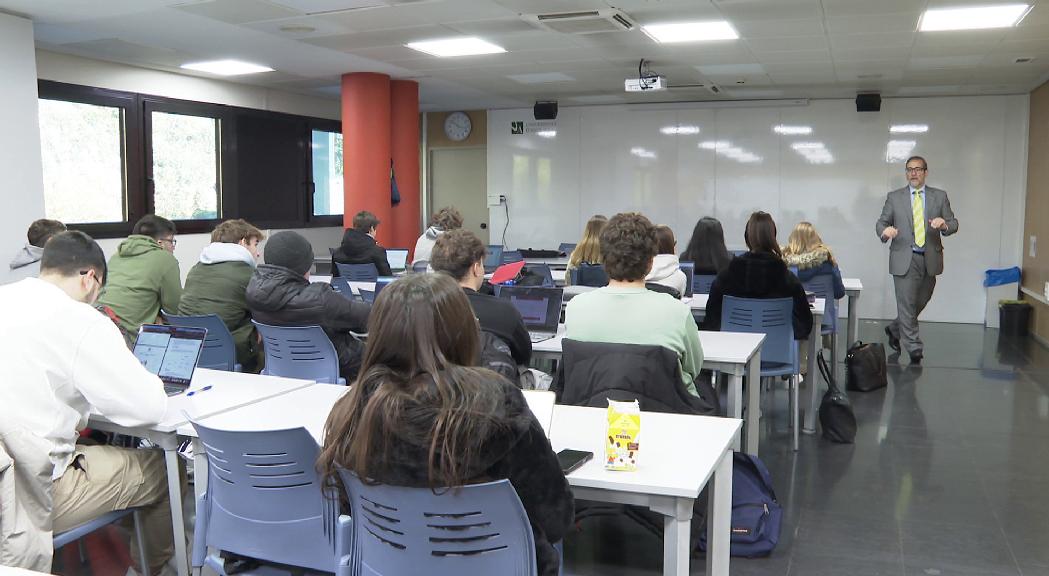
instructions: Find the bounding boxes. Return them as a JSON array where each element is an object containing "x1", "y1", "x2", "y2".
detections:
[
  {"x1": 856, "y1": 93, "x2": 881, "y2": 112},
  {"x1": 534, "y1": 101, "x2": 558, "y2": 120}
]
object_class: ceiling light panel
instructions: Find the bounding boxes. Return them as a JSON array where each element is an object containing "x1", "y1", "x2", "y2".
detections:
[
  {"x1": 507, "y1": 72, "x2": 575, "y2": 84},
  {"x1": 181, "y1": 59, "x2": 275, "y2": 76},
  {"x1": 406, "y1": 37, "x2": 506, "y2": 57},
  {"x1": 890, "y1": 124, "x2": 929, "y2": 133},
  {"x1": 641, "y1": 21, "x2": 739, "y2": 43},
  {"x1": 919, "y1": 4, "x2": 1030, "y2": 31},
  {"x1": 773, "y1": 125, "x2": 813, "y2": 135}
]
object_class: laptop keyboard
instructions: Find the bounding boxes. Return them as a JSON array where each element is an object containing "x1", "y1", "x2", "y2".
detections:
[
  {"x1": 164, "y1": 384, "x2": 188, "y2": 396},
  {"x1": 529, "y1": 332, "x2": 556, "y2": 343}
]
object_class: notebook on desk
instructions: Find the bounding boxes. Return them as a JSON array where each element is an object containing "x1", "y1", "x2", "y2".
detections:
[
  {"x1": 133, "y1": 324, "x2": 206, "y2": 396},
  {"x1": 496, "y1": 286, "x2": 563, "y2": 343}
]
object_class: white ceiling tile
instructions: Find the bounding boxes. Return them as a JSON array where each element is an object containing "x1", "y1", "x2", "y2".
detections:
[
  {"x1": 912, "y1": 29, "x2": 1008, "y2": 49},
  {"x1": 896, "y1": 84, "x2": 963, "y2": 95},
  {"x1": 444, "y1": 18, "x2": 545, "y2": 36},
  {"x1": 713, "y1": 0, "x2": 823, "y2": 21},
  {"x1": 768, "y1": 71, "x2": 838, "y2": 84},
  {"x1": 507, "y1": 71, "x2": 576, "y2": 83},
  {"x1": 828, "y1": 32, "x2": 914, "y2": 51},
  {"x1": 324, "y1": 1, "x2": 518, "y2": 31},
  {"x1": 745, "y1": 36, "x2": 828, "y2": 53},
  {"x1": 175, "y1": 0, "x2": 303, "y2": 24},
  {"x1": 489, "y1": 31, "x2": 581, "y2": 50},
  {"x1": 54, "y1": 37, "x2": 198, "y2": 67},
  {"x1": 908, "y1": 55, "x2": 986, "y2": 69},
  {"x1": 722, "y1": 87, "x2": 786, "y2": 98},
  {"x1": 243, "y1": 15, "x2": 353, "y2": 38},
  {"x1": 344, "y1": 44, "x2": 427, "y2": 62},
  {"x1": 825, "y1": 12, "x2": 922, "y2": 34},
  {"x1": 757, "y1": 47, "x2": 832, "y2": 63},
  {"x1": 696, "y1": 63, "x2": 766, "y2": 75},
  {"x1": 732, "y1": 18, "x2": 824, "y2": 38},
  {"x1": 567, "y1": 93, "x2": 628, "y2": 104},
  {"x1": 821, "y1": 0, "x2": 925, "y2": 17},
  {"x1": 267, "y1": 0, "x2": 382, "y2": 14},
  {"x1": 490, "y1": 0, "x2": 609, "y2": 12},
  {"x1": 302, "y1": 25, "x2": 457, "y2": 50},
  {"x1": 832, "y1": 46, "x2": 912, "y2": 63}
]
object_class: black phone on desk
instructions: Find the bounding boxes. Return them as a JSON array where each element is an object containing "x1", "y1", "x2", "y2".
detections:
[{"x1": 557, "y1": 449, "x2": 593, "y2": 474}]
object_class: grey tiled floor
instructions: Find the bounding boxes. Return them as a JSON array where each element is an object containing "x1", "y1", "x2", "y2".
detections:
[{"x1": 563, "y1": 321, "x2": 1049, "y2": 576}]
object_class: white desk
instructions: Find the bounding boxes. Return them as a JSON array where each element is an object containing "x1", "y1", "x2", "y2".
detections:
[
  {"x1": 551, "y1": 405, "x2": 740, "y2": 576},
  {"x1": 87, "y1": 370, "x2": 316, "y2": 576}
]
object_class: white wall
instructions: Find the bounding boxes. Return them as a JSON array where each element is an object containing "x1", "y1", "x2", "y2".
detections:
[
  {"x1": 36, "y1": 50, "x2": 340, "y2": 120},
  {"x1": 488, "y1": 96, "x2": 1029, "y2": 324},
  {"x1": 0, "y1": 14, "x2": 45, "y2": 285}
]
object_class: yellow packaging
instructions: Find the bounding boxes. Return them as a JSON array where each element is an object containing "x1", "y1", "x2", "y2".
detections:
[{"x1": 605, "y1": 399, "x2": 641, "y2": 471}]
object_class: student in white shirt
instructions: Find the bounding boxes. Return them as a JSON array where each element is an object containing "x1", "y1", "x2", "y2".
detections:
[{"x1": 0, "y1": 231, "x2": 173, "y2": 575}]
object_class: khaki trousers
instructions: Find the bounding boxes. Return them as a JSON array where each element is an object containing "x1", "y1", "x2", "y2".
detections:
[{"x1": 52, "y1": 445, "x2": 174, "y2": 574}]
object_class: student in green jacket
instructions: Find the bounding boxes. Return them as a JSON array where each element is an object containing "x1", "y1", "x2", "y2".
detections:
[
  {"x1": 178, "y1": 219, "x2": 265, "y2": 372},
  {"x1": 97, "y1": 215, "x2": 182, "y2": 345}
]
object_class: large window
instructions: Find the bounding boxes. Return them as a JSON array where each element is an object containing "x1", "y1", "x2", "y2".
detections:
[
  {"x1": 311, "y1": 129, "x2": 344, "y2": 217},
  {"x1": 38, "y1": 99, "x2": 126, "y2": 224},
  {"x1": 149, "y1": 111, "x2": 220, "y2": 220}
]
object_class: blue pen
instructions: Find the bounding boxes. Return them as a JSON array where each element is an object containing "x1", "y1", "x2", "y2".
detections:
[{"x1": 186, "y1": 385, "x2": 213, "y2": 397}]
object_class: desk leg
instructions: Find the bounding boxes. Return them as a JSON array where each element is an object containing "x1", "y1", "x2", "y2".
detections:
[
  {"x1": 804, "y1": 318, "x2": 820, "y2": 433},
  {"x1": 706, "y1": 450, "x2": 733, "y2": 576},
  {"x1": 726, "y1": 372, "x2": 742, "y2": 451},
  {"x1": 847, "y1": 292, "x2": 859, "y2": 347},
  {"x1": 659, "y1": 498, "x2": 693, "y2": 576},
  {"x1": 164, "y1": 448, "x2": 190, "y2": 576},
  {"x1": 191, "y1": 439, "x2": 207, "y2": 576},
  {"x1": 745, "y1": 349, "x2": 761, "y2": 456}
]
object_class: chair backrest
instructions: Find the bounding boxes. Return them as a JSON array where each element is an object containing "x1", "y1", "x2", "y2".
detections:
[
  {"x1": 336, "y1": 262, "x2": 379, "y2": 282},
  {"x1": 192, "y1": 423, "x2": 340, "y2": 573},
  {"x1": 801, "y1": 273, "x2": 837, "y2": 333},
  {"x1": 572, "y1": 263, "x2": 609, "y2": 287},
  {"x1": 558, "y1": 242, "x2": 576, "y2": 256},
  {"x1": 721, "y1": 296, "x2": 797, "y2": 368},
  {"x1": 337, "y1": 469, "x2": 537, "y2": 576},
  {"x1": 252, "y1": 321, "x2": 342, "y2": 384},
  {"x1": 693, "y1": 274, "x2": 717, "y2": 295},
  {"x1": 161, "y1": 312, "x2": 239, "y2": 371},
  {"x1": 502, "y1": 250, "x2": 523, "y2": 264},
  {"x1": 411, "y1": 260, "x2": 430, "y2": 273}
]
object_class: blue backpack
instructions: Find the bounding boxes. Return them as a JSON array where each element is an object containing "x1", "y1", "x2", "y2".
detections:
[{"x1": 699, "y1": 453, "x2": 782, "y2": 557}]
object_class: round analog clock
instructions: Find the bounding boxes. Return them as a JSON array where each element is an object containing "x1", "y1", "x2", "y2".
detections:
[{"x1": 443, "y1": 111, "x2": 472, "y2": 141}]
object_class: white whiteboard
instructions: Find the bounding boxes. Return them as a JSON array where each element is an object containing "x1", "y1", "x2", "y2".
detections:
[{"x1": 487, "y1": 96, "x2": 1028, "y2": 323}]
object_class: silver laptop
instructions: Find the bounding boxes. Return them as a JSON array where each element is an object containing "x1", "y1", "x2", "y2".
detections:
[
  {"x1": 497, "y1": 286, "x2": 564, "y2": 343},
  {"x1": 386, "y1": 248, "x2": 409, "y2": 272},
  {"x1": 133, "y1": 324, "x2": 207, "y2": 396}
]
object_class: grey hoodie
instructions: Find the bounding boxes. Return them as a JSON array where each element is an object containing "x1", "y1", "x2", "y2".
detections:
[
  {"x1": 412, "y1": 226, "x2": 443, "y2": 264},
  {"x1": 8, "y1": 245, "x2": 44, "y2": 282},
  {"x1": 645, "y1": 253, "x2": 688, "y2": 296}
]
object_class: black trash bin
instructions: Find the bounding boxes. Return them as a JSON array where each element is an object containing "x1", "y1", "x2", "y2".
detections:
[{"x1": 999, "y1": 301, "x2": 1031, "y2": 337}]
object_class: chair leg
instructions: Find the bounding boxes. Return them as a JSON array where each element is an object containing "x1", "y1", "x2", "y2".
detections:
[
  {"x1": 791, "y1": 376, "x2": 800, "y2": 452},
  {"x1": 133, "y1": 510, "x2": 149, "y2": 576}
]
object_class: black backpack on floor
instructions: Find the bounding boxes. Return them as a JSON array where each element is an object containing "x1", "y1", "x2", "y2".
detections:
[
  {"x1": 846, "y1": 341, "x2": 888, "y2": 392},
  {"x1": 818, "y1": 350, "x2": 857, "y2": 444}
]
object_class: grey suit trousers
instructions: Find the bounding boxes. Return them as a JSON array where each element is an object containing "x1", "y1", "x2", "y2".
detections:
[{"x1": 889, "y1": 251, "x2": 937, "y2": 355}]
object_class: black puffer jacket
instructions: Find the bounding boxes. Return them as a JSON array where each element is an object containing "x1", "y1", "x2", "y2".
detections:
[
  {"x1": 246, "y1": 264, "x2": 371, "y2": 379},
  {"x1": 702, "y1": 251, "x2": 814, "y2": 339},
  {"x1": 332, "y1": 229, "x2": 392, "y2": 277}
]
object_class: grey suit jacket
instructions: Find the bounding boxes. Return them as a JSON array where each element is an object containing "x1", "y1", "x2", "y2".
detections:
[{"x1": 875, "y1": 186, "x2": 958, "y2": 276}]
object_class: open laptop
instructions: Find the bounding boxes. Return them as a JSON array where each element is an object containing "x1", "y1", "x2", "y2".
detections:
[
  {"x1": 679, "y1": 261, "x2": 695, "y2": 298},
  {"x1": 133, "y1": 324, "x2": 207, "y2": 396},
  {"x1": 497, "y1": 286, "x2": 564, "y2": 343},
  {"x1": 484, "y1": 245, "x2": 504, "y2": 274},
  {"x1": 361, "y1": 276, "x2": 395, "y2": 304},
  {"x1": 385, "y1": 248, "x2": 409, "y2": 272}
]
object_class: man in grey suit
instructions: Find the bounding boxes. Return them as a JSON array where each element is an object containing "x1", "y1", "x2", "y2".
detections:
[{"x1": 875, "y1": 156, "x2": 959, "y2": 364}]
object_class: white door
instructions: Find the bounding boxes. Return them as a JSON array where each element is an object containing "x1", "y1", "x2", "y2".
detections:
[{"x1": 430, "y1": 148, "x2": 488, "y2": 243}]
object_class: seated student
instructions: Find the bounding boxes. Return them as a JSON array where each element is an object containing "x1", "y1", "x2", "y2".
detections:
[
  {"x1": 565, "y1": 212, "x2": 704, "y2": 396},
  {"x1": 333, "y1": 210, "x2": 391, "y2": 276},
  {"x1": 565, "y1": 214, "x2": 607, "y2": 285},
  {"x1": 702, "y1": 211, "x2": 814, "y2": 340},
  {"x1": 782, "y1": 221, "x2": 846, "y2": 299},
  {"x1": 645, "y1": 224, "x2": 687, "y2": 296},
  {"x1": 680, "y1": 216, "x2": 732, "y2": 275},
  {"x1": 430, "y1": 229, "x2": 532, "y2": 365},
  {"x1": 0, "y1": 231, "x2": 172, "y2": 575},
  {"x1": 178, "y1": 219, "x2": 265, "y2": 372},
  {"x1": 97, "y1": 214, "x2": 182, "y2": 344},
  {"x1": 318, "y1": 273, "x2": 573, "y2": 576},
  {"x1": 412, "y1": 206, "x2": 463, "y2": 265},
  {"x1": 8, "y1": 218, "x2": 66, "y2": 281},
  {"x1": 246, "y1": 231, "x2": 370, "y2": 380}
]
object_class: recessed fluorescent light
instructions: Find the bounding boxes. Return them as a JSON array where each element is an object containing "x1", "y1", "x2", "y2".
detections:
[
  {"x1": 773, "y1": 125, "x2": 812, "y2": 135},
  {"x1": 699, "y1": 140, "x2": 731, "y2": 150},
  {"x1": 791, "y1": 142, "x2": 826, "y2": 150},
  {"x1": 890, "y1": 124, "x2": 929, "y2": 133},
  {"x1": 919, "y1": 4, "x2": 1030, "y2": 31},
  {"x1": 660, "y1": 125, "x2": 700, "y2": 135},
  {"x1": 642, "y1": 20, "x2": 738, "y2": 43},
  {"x1": 181, "y1": 59, "x2": 274, "y2": 76},
  {"x1": 631, "y1": 146, "x2": 657, "y2": 159},
  {"x1": 405, "y1": 37, "x2": 505, "y2": 57}
]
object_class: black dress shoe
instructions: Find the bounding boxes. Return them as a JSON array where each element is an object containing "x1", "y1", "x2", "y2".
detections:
[
  {"x1": 884, "y1": 326, "x2": 901, "y2": 352},
  {"x1": 910, "y1": 352, "x2": 923, "y2": 364}
]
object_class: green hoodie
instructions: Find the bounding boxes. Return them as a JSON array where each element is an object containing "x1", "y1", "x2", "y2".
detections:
[{"x1": 98, "y1": 235, "x2": 182, "y2": 344}]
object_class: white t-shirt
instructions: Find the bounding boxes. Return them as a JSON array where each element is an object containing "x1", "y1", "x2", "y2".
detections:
[{"x1": 0, "y1": 278, "x2": 167, "y2": 479}]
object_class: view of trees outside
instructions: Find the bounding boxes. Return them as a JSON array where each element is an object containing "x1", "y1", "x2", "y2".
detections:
[
  {"x1": 39, "y1": 99, "x2": 125, "y2": 223},
  {"x1": 312, "y1": 130, "x2": 344, "y2": 216},
  {"x1": 151, "y1": 111, "x2": 219, "y2": 220}
]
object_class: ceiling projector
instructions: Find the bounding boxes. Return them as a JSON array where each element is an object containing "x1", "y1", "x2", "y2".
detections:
[{"x1": 625, "y1": 75, "x2": 667, "y2": 92}]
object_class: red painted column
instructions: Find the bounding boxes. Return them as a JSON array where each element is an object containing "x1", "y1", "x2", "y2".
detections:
[
  {"x1": 341, "y1": 72, "x2": 393, "y2": 245},
  {"x1": 390, "y1": 80, "x2": 421, "y2": 256}
]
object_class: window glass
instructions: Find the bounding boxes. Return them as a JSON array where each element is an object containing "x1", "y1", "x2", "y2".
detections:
[
  {"x1": 151, "y1": 111, "x2": 219, "y2": 220},
  {"x1": 312, "y1": 130, "x2": 343, "y2": 216}
]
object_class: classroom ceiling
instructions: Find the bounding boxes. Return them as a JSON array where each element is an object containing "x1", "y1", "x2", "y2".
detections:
[{"x1": 3, "y1": 0, "x2": 1049, "y2": 111}]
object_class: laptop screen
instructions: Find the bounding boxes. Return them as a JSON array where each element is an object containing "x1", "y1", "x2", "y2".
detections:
[
  {"x1": 679, "y1": 261, "x2": 695, "y2": 297},
  {"x1": 386, "y1": 249, "x2": 409, "y2": 271},
  {"x1": 375, "y1": 276, "x2": 395, "y2": 297},
  {"x1": 133, "y1": 324, "x2": 206, "y2": 386},
  {"x1": 498, "y1": 286, "x2": 564, "y2": 332},
  {"x1": 484, "y1": 246, "x2": 504, "y2": 270}
]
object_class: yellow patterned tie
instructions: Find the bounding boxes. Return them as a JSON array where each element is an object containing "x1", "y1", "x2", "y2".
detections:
[{"x1": 912, "y1": 189, "x2": 925, "y2": 248}]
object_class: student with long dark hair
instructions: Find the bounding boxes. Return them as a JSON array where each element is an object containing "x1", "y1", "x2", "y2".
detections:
[
  {"x1": 680, "y1": 216, "x2": 732, "y2": 274},
  {"x1": 702, "y1": 211, "x2": 813, "y2": 339},
  {"x1": 318, "y1": 273, "x2": 573, "y2": 576}
]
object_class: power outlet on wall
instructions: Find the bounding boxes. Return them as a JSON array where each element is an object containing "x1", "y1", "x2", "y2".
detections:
[
  {"x1": 1044, "y1": 281, "x2": 1049, "y2": 301},
  {"x1": 1031, "y1": 235, "x2": 1038, "y2": 258}
]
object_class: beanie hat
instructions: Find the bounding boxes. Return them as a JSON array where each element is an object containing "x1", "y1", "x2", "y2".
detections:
[{"x1": 264, "y1": 231, "x2": 313, "y2": 275}]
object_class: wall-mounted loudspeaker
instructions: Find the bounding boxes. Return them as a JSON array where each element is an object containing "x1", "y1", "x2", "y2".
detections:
[
  {"x1": 534, "y1": 101, "x2": 558, "y2": 120},
  {"x1": 856, "y1": 93, "x2": 881, "y2": 112}
]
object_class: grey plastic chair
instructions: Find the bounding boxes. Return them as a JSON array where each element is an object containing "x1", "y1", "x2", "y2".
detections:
[
  {"x1": 191, "y1": 423, "x2": 351, "y2": 575},
  {"x1": 162, "y1": 311, "x2": 241, "y2": 372},
  {"x1": 253, "y1": 321, "x2": 346, "y2": 384},
  {"x1": 336, "y1": 469, "x2": 537, "y2": 576},
  {"x1": 411, "y1": 260, "x2": 430, "y2": 273},
  {"x1": 54, "y1": 508, "x2": 148, "y2": 576}
]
